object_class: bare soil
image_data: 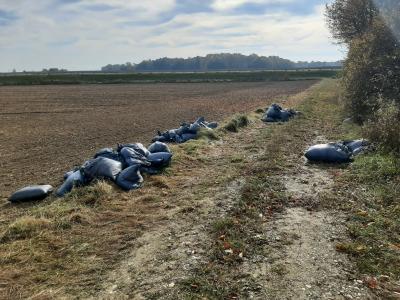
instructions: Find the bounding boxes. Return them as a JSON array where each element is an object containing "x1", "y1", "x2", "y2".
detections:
[{"x1": 0, "y1": 81, "x2": 316, "y2": 199}]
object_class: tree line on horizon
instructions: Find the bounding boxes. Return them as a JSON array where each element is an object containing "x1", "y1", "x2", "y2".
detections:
[{"x1": 101, "y1": 53, "x2": 342, "y2": 73}]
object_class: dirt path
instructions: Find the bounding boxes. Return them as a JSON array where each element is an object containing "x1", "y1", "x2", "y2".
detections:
[
  {"x1": 93, "y1": 81, "x2": 375, "y2": 299},
  {"x1": 240, "y1": 160, "x2": 373, "y2": 300}
]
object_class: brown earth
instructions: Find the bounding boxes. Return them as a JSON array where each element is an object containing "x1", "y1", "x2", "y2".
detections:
[{"x1": 0, "y1": 81, "x2": 316, "y2": 200}]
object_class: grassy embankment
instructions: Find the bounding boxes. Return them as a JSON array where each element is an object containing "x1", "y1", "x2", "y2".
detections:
[
  {"x1": 0, "y1": 69, "x2": 338, "y2": 85},
  {"x1": 0, "y1": 79, "x2": 398, "y2": 299},
  {"x1": 174, "y1": 79, "x2": 400, "y2": 298}
]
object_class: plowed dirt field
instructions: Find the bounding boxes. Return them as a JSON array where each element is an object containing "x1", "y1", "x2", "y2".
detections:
[{"x1": 0, "y1": 81, "x2": 316, "y2": 200}]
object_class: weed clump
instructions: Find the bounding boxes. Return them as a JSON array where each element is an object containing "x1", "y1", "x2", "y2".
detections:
[
  {"x1": 364, "y1": 102, "x2": 400, "y2": 155},
  {"x1": 255, "y1": 108, "x2": 264, "y2": 113},
  {"x1": 65, "y1": 180, "x2": 113, "y2": 206},
  {"x1": 224, "y1": 114, "x2": 249, "y2": 132},
  {"x1": 1, "y1": 216, "x2": 51, "y2": 242},
  {"x1": 197, "y1": 128, "x2": 220, "y2": 141}
]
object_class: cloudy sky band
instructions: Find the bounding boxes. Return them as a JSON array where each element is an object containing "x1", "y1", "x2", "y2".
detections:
[{"x1": 0, "y1": 0, "x2": 343, "y2": 72}]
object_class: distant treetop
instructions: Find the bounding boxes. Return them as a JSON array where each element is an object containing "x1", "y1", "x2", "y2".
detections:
[{"x1": 101, "y1": 53, "x2": 342, "y2": 73}]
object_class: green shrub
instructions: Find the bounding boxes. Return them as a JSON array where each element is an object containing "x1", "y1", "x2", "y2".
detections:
[
  {"x1": 364, "y1": 102, "x2": 400, "y2": 154},
  {"x1": 197, "y1": 128, "x2": 219, "y2": 140},
  {"x1": 224, "y1": 114, "x2": 249, "y2": 132}
]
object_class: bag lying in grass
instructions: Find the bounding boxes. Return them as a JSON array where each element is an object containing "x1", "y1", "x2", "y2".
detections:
[
  {"x1": 147, "y1": 152, "x2": 173, "y2": 167},
  {"x1": 153, "y1": 117, "x2": 218, "y2": 143},
  {"x1": 181, "y1": 133, "x2": 197, "y2": 142},
  {"x1": 82, "y1": 157, "x2": 122, "y2": 182},
  {"x1": 57, "y1": 170, "x2": 85, "y2": 197},
  {"x1": 148, "y1": 141, "x2": 171, "y2": 154},
  {"x1": 305, "y1": 143, "x2": 352, "y2": 163},
  {"x1": 9, "y1": 185, "x2": 53, "y2": 203},
  {"x1": 343, "y1": 139, "x2": 370, "y2": 155},
  {"x1": 116, "y1": 164, "x2": 143, "y2": 191},
  {"x1": 262, "y1": 103, "x2": 298, "y2": 123}
]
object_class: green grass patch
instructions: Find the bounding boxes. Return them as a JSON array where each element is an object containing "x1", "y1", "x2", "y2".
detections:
[
  {"x1": 0, "y1": 70, "x2": 340, "y2": 86},
  {"x1": 336, "y1": 153, "x2": 400, "y2": 279},
  {"x1": 223, "y1": 114, "x2": 249, "y2": 132}
]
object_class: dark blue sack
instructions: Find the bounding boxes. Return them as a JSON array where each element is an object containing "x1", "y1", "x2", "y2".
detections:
[
  {"x1": 148, "y1": 141, "x2": 171, "y2": 154},
  {"x1": 343, "y1": 140, "x2": 369, "y2": 153},
  {"x1": 82, "y1": 157, "x2": 122, "y2": 182},
  {"x1": 116, "y1": 164, "x2": 143, "y2": 191},
  {"x1": 304, "y1": 143, "x2": 352, "y2": 163},
  {"x1": 117, "y1": 143, "x2": 150, "y2": 157},
  {"x1": 9, "y1": 185, "x2": 53, "y2": 203},
  {"x1": 57, "y1": 170, "x2": 85, "y2": 197},
  {"x1": 147, "y1": 152, "x2": 173, "y2": 167},
  {"x1": 265, "y1": 104, "x2": 282, "y2": 119},
  {"x1": 120, "y1": 147, "x2": 150, "y2": 167},
  {"x1": 181, "y1": 133, "x2": 197, "y2": 143},
  {"x1": 94, "y1": 148, "x2": 121, "y2": 162}
]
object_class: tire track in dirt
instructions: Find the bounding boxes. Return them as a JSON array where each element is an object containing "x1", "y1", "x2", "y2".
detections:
[{"x1": 241, "y1": 158, "x2": 374, "y2": 299}]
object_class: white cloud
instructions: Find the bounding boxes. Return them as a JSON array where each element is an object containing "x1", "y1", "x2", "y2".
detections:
[
  {"x1": 211, "y1": 0, "x2": 294, "y2": 11},
  {"x1": 0, "y1": 0, "x2": 343, "y2": 72}
]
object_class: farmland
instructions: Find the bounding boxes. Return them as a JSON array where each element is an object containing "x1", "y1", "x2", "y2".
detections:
[
  {"x1": 0, "y1": 69, "x2": 338, "y2": 86},
  {"x1": 0, "y1": 80, "x2": 316, "y2": 200}
]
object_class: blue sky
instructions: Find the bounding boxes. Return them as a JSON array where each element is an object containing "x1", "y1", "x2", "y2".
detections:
[{"x1": 0, "y1": 0, "x2": 344, "y2": 72}]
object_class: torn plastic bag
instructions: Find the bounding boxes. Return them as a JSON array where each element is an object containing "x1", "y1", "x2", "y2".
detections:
[
  {"x1": 148, "y1": 141, "x2": 171, "y2": 154},
  {"x1": 94, "y1": 148, "x2": 121, "y2": 162},
  {"x1": 120, "y1": 147, "x2": 150, "y2": 168},
  {"x1": 117, "y1": 143, "x2": 150, "y2": 157},
  {"x1": 343, "y1": 140, "x2": 369, "y2": 153},
  {"x1": 56, "y1": 170, "x2": 85, "y2": 197},
  {"x1": 9, "y1": 185, "x2": 53, "y2": 203},
  {"x1": 147, "y1": 152, "x2": 173, "y2": 167},
  {"x1": 82, "y1": 157, "x2": 122, "y2": 182},
  {"x1": 116, "y1": 164, "x2": 143, "y2": 191},
  {"x1": 304, "y1": 143, "x2": 352, "y2": 163}
]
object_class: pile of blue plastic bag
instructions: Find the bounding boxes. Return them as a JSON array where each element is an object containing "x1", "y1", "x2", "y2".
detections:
[
  {"x1": 261, "y1": 103, "x2": 299, "y2": 123},
  {"x1": 9, "y1": 141, "x2": 172, "y2": 202},
  {"x1": 153, "y1": 117, "x2": 218, "y2": 143}
]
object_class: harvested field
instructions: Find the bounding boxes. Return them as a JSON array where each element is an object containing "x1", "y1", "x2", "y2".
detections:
[{"x1": 0, "y1": 80, "x2": 316, "y2": 200}]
